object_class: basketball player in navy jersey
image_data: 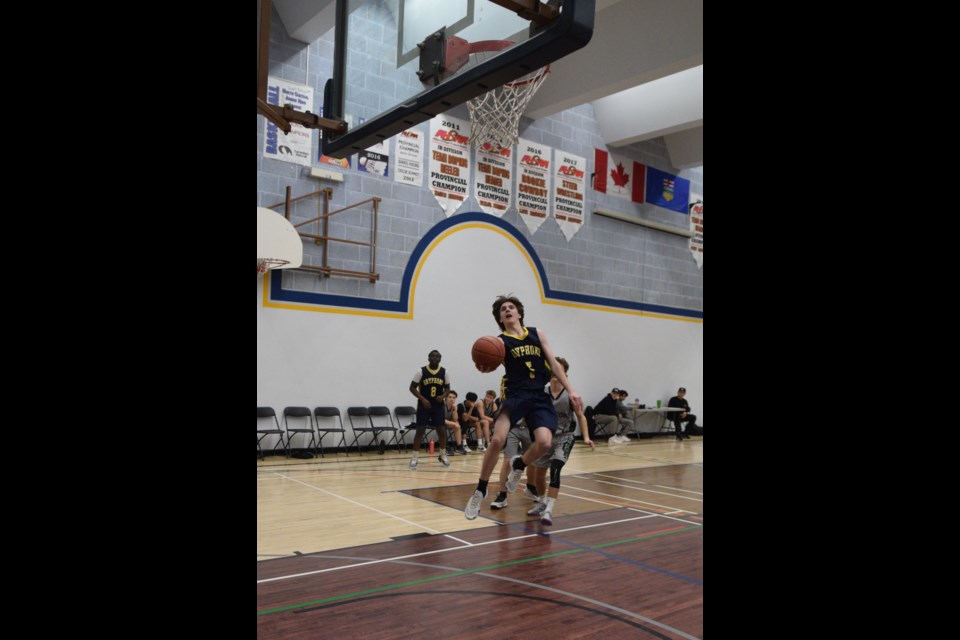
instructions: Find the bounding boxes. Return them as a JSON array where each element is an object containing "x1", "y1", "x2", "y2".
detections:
[
  {"x1": 464, "y1": 296, "x2": 582, "y2": 519},
  {"x1": 409, "y1": 349, "x2": 451, "y2": 470}
]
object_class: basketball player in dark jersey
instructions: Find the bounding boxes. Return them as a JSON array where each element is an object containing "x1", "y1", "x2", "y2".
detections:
[
  {"x1": 464, "y1": 296, "x2": 582, "y2": 519},
  {"x1": 527, "y1": 356, "x2": 595, "y2": 525},
  {"x1": 409, "y1": 349, "x2": 450, "y2": 470}
]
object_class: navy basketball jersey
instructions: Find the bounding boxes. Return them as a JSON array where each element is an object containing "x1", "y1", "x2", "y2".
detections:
[
  {"x1": 419, "y1": 366, "x2": 446, "y2": 404},
  {"x1": 500, "y1": 327, "x2": 551, "y2": 396}
]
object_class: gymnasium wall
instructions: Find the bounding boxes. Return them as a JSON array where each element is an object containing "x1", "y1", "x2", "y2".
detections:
[
  {"x1": 258, "y1": 214, "x2": 703, "y2": 431},
  {"x1": 257, "y1": 5, "x2": 703, "y2": 439}
]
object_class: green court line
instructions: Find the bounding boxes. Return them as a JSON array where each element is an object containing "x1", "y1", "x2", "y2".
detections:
[{"x1": 257, "y1": 525, "x2": 701, "y2": 616}]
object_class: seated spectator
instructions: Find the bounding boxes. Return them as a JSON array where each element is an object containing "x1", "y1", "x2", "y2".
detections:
[
  {"x1": 616, "y1": 388, "x2": 641, "y2": 423},
  {"x1": 617, "y1": 389, "x2": 631, "y2": 415},
  {"x1": 460, "y1": 392, "x2": 487, "y2": 451},
  {"x1": 480, "y1": 390, "x2": 498, "y2": 448},
  {"x1": 444, "y1": 391, "x2": 469, "y2": 454},
  {"x1": 668, "y1": 387, "x2": 699, "y2": 440},
  {"x1": 595, "y1": 388, "x2": 634, "y2": 444}
]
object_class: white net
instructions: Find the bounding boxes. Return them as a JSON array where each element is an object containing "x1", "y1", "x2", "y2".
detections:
[
  {"x1": 467, "y1": 65, "x2": 550, "y2": 154},
  {"x1": 257, "y1": 257, "x2": 289, "y2": 277}
]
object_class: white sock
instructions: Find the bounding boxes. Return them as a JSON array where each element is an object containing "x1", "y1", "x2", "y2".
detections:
[
  {"x1": 412, "y1": 452, "x2": 419, "y2": 460},
  {"x1": 544, "y1": 497, "x2": 556, "y2": 512}
]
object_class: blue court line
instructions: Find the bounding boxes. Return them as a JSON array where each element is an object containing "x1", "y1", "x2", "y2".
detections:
[{"x1": 547, "y1": 530, "x2": 702, "y2": 585}]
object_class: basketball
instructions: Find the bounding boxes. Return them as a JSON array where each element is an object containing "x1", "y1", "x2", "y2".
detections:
[{"x1": 472, "y1": 336, "x2": 505, "y2": 371}]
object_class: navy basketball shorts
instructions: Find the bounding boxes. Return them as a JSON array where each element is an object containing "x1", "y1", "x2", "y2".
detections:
[
  {"x1": 501, "y1": 391, "x2": 558, "y2": 437},
  {"x1": 416, "y1": 401, "x2": 445, "y2": 428}
]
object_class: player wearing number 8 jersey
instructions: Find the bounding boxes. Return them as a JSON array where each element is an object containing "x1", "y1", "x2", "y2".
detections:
[
  {"x1": 464, "y1": 296, "x2": 582, "y2": 519},
  {"x1": 409, "y1": 349, "x2": 450, "y2": 470}
]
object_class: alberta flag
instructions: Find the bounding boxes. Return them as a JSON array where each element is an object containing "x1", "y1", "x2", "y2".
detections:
[
  {"x1": 645, "y1": 167, "x2": 691, "y2": 213},
  {"x1": 594, "y1": 148, "x2": 644, "y2": 203}
]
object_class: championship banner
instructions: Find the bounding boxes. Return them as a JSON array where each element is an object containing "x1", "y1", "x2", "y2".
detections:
[
  {"x1": 429, "y1": 115, "x2": 471, "y2": 216},
  {"x1": 394, "y1": 128, "x2": 424, "y2": 186},
  {"x1": 516, "y1": 139, "x2": 552, "y2": 234},
  {"x1": 554, "y1": 151, "x2": 586, "y2": 241},
  {"x1": 594, "y1": 148, "x2": 644, "y2": 203},
  {"x1": 474, "y1": 145, "x2": 512, "y2": 217},
  {"x1": 262, "y1": 77, "x2": 314, "y2": 167},
  {"x1": 359, "y1": 140, "x2": 389, "y2": 177},
  {"x1": 645, "y1": 166, "x2": 690, "y2": 213},
  {"x1": 689, "y1": 195, "x2": 703, "y2": 268}
]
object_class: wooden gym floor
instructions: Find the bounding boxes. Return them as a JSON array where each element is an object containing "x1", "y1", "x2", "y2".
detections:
[{"x1": 257, "y1": 436, "x2": 703, "y2": 639}]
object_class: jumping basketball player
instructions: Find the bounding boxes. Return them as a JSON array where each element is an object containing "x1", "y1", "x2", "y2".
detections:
[{"x1": 464, "y1": 295, "x2": 582, "y2": 519}]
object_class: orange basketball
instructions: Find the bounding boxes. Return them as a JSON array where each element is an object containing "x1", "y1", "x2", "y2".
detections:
[{"x1": 472, "y1": 336, "x2": 505, "y2": 371}]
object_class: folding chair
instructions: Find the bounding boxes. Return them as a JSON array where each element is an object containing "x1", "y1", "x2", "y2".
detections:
[
  {"x1": 347, "y1": 407, "x2": 376, "y2": 454},
  {"x1": 584, "y1": 405, "x2": 610, "y2": 439},
  {"x1": 394, "y1": 406, "x2": 417, "y2": 452},
  {"x1": 368, "y1": 406, "x2": 402, "y2": 453},
  {"x1": 257, "y1": 407, "x2": 288, "y2": 459},
  {"x1": 283, "y1": 406, "x2": 317, "y2": 457},
  {"x1": 660, "y1": 411, "x2": 677, "y2": 434},
  {"x1": 314, "y1": 407, "x2": 348, "y2": 457}
]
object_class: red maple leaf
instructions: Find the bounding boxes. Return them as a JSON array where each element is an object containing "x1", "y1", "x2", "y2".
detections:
[{"x1": 610, "y1": 162, "x2": 630, "y2": 188}]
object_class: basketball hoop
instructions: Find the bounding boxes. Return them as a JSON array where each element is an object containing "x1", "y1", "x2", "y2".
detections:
[
  {"x1": 464, "y1": 41, "x2": 550, "y2": 154},
  {"x1": 257, "y1": 207, "x2": 303, "y2": 278},
  {"x1": 257, "y1": 257, "x2": 290, "y2": 277}
]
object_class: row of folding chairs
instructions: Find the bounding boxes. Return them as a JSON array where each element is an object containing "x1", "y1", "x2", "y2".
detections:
[{"x1": 257, "y1": 406, "x2": 422, "y2": 458}]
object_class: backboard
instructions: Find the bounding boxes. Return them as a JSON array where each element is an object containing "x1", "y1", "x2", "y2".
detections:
[
  {"x1": 257, "y1": 207, "x2": 303, "y2": 276},
  {"x1": 322, "y1": 0, "x2": 594, "y2": 158}
]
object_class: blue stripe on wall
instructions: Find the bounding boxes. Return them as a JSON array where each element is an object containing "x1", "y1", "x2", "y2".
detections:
[{"x1": 267, "y1": 212, "x2": 703, "y2": 320}]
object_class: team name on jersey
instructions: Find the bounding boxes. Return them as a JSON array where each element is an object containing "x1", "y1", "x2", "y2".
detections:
[
  {"x1": 422, "y1": 377, "x2": 445, "y2": 386},
  {"x1": 509, "y1": 344, "x2": 542, "y2": 359}
]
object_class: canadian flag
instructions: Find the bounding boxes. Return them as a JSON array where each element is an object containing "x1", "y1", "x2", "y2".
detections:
[{"x1": 594, "y1": 149, "x2": 644, "y2": 203}]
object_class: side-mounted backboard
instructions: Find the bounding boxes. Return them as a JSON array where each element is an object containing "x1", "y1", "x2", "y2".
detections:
[
  {"x1": 322, "y1": 0, "x2": 594, "y2": 158},
  {"x1": 257, "y1": 207, "x2": 303, "y2": 276}
]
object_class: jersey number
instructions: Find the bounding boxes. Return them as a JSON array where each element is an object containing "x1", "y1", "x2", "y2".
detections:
[
  {"x1": 524, "y1": 361, "x2": 536, "y2": 378},
  {"x1": 430, "y1": 387, "x2": 437, "y2": 397}
]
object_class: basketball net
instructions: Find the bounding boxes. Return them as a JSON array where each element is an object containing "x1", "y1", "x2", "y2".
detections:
[
  {"x1": 466, "y1": 43, "x2": 550, "y2": 154},
  {"x1": 257, "y1": 257, "x2": 289, "y2": 277}
]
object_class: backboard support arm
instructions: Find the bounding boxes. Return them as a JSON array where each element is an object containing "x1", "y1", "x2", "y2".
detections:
[
  {"x1": 487, "y1": 0, "x2": 559, "y2": 26},
  {"x1": 257, "y1": 0, "x2": 347, "y2": 135}
]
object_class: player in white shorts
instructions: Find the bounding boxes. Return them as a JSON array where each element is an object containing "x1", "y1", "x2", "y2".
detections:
[{"x1": 490, "y1": 418, "x2": 539, "y2": 509}]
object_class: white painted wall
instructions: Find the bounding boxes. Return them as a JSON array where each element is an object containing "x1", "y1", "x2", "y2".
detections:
[{"x1": 257, "y1": 222, "x2": 702, "y2": 447}]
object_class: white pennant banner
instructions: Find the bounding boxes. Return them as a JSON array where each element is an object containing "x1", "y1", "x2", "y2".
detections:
[{"x1": 516, "y1": 139, "x2": 552, "y2": 234}]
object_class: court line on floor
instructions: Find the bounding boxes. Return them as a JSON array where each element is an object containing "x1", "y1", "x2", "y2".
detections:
[
  {"x1": 470, "y1": 574, "x2": 701, "y2": 640},
  {"x1": 653, "y1": 484, "x2": 703, "y2": 495},
  {"x1": 553, "y1": 491, "x2": 701, "y2": 526},
  {"x1": 259, "y1": 524, "x2": 703, "y2": 635},
  {"x1": 589, "y1": 478, "x2": 702, "y2": 502},
  {"x1": 592, "y1": 472, "x2": 704, "y2": 496},
  {"x1": 559, "y1": 485, "x2": 697, "y2": 513},
  {"x1": 627, "y1": 508, "x2": 701, "y2": 526},
  {"x1": 558, "y1": 490, "x2": 648, "y2": 509},
  {"x1": 601, "y1": 447, "x2": 702, "y2": 463},
  {"x1": 548, "y1": 528, "x2": 703, "y2": 585},
  {"x1": 257, "y1": 513, "x2": 658, "y2": 584},
  {"x1": 292, "y1": 578, "x2": 700, "y2": 640},
  {"x1": 272, "y1": 472, "x2": 441, "y2": 535}
]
